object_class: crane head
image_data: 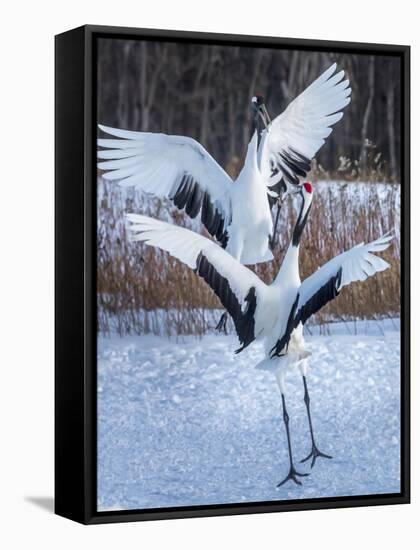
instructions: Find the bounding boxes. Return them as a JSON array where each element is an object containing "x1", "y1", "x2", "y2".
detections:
[
  {"x1": 251, "y1": 94, "x2": 271, "y2": 129},
  {"x1": 303, "y1": 182, "x2": 313, "y2": 194},
  {"x1": 251, "y1": 94, "x2": 265, "y2": 108}
]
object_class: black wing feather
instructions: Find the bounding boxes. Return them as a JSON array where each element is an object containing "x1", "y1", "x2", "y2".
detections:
[
  {"x1": 267, "y1": 179, "x2": 286, "y2": 208},
  {"x1": 270, "y1": 148, "x2": 311, "y2": 190},
  {"x1": 270, "y1": 267, "x2": 342, "y2": 358},
  {"x1": 196, "y1": 253, "x2": 256, "y2": 353},
  {"x1": 201, "y1": 192, "x2": 229, "y2": 248},
  {"x1": 169, "y1": 173, "x2": 230, "y2": 248}
]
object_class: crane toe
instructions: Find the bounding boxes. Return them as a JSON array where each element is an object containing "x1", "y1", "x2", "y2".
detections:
[
  {"x1": 300, "y1": 445, "x2": 333, "y2": 469},
  {"x1": 277, "y1": 466, "x2": 309, "y2": 488}
]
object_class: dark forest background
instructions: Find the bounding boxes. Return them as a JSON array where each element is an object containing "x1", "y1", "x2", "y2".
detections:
[
  {"x1": 96, "y1": 38, "x2": 401, "y2": 336},
  {"x1": 97, "y1": 38, "x2": 401, "y2": 181}
]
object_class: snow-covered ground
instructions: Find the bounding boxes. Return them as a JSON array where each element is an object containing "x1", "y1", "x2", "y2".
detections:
[{"x1": 97, "y1": 318, "x2": 400, "y2": 511}]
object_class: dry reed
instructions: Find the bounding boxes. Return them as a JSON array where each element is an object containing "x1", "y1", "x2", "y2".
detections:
[{"x1": 97, "y1": 176, "x2": 400, "y2": 337}]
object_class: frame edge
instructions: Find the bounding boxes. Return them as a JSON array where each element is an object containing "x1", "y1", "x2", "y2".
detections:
[{"x1": 55, "y1": 25, "x2": 89, "y2": 525}]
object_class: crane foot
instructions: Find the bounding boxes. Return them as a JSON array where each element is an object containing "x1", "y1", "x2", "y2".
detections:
[{"x1": 300, "y1": 444, "x2": 332, "y2": 469}]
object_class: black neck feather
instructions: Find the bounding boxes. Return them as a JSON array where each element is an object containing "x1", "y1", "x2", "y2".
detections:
[{"x1": 292, "y1": 197, "x2": 311, "y2": 247}]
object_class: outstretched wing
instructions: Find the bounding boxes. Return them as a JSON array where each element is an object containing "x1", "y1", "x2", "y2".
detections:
[
  {"x1": 127, "y1": 214, "x2": 267, "y2": 352},
  {"x1": 271, "y1": 234, "x2": 392, "y2": 357},
  {"x1": 259, "y1": 63, "x2": 352, "y2": 191},
  {"x1": 98, "y1": 125, "x2": 232, "y2": 247}
]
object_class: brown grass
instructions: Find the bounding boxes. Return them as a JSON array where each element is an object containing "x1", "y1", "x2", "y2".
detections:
[{"x1": 97, "y1": 178, "x2": 400, "y2": 336}]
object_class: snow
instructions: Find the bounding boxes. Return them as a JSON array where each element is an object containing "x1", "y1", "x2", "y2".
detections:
[{"x1": 97, "y1": 318, "x2": 400, "y2": 511}]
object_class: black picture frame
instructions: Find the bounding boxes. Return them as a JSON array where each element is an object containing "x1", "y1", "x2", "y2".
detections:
[{"x1": 55, "y1": 24, "x2": 410, "y2": 525}]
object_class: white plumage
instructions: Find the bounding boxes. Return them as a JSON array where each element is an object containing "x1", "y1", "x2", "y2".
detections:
[
  {"x1": 98, "y1": 130, "x2": 231, "y2": 215},
  {"x1": 128, "y1": 212, "x2": 262, "y2": 297},
  {"x1": 298, "y1": 237, "x2": 390, "y2": 303},
  {"x1": 126, "y1": 183, "x2": 392, "y2": 486},
  {"x1": 98, "y1": 63, "x2": 351, "y2": 266},
  {"x1": 127, "y1": 186, "x2": 391, "y2": 362},
  {"x1": 258, "y1": 63, "x2": 352, "y2": 189}
]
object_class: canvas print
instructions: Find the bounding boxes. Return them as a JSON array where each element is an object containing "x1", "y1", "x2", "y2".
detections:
[{"x1": 96, "y1": 38, "x2": 401, "y2": 511}]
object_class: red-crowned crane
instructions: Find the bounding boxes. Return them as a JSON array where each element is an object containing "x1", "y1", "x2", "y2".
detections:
[
  {"x1": 126, "y1": 182, "x2": 392, "y2": 487},
  {"x1": 97, "y1": 63, "x2": 351, "y2": 267}
]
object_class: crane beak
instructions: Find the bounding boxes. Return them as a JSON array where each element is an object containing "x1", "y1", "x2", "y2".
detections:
[
  {"x1": 258, "y1": 104, "x2": 271, "y2": 129},
  {"x1": 251, "y1": 96, "x2": 271, "y2": 130}
]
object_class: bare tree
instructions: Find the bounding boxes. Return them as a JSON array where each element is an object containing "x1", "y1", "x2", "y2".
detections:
[
  {"x1": 360, "y1": 55, "x2": 375, "y2": 173},
  {"x1": 97, "y1": 39, "x2": 401, "y2": 181}
]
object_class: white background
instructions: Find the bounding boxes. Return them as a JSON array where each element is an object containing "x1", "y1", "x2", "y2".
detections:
[{"x1": 1, "y1": 1, "x2": 417, "y2": 548}]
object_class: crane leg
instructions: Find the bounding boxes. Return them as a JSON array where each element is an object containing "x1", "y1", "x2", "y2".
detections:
[
  {"x1": 277, "y1": 393, "x2": 309, "y2": 488},
  {"x1": 215, "y1": 311, "x2": 228, "y2": 333},
  {"x1": 300, "y1": 376, "x2": 332, "y2": 468},
  {"x1": 269, "y1": 201, "x2": 282, "y2": 251}
]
